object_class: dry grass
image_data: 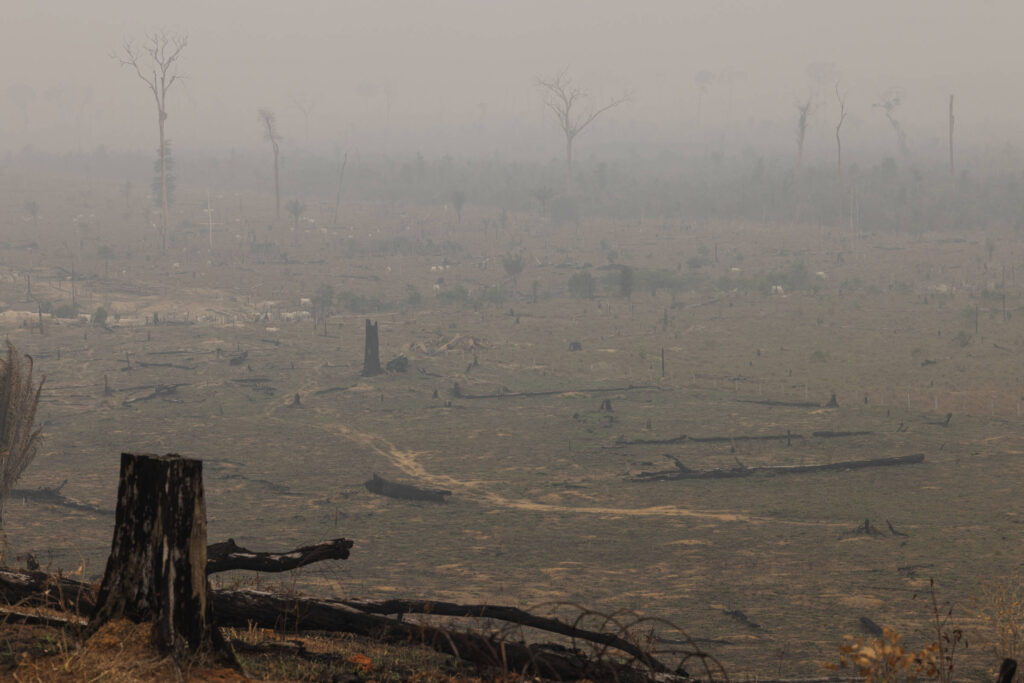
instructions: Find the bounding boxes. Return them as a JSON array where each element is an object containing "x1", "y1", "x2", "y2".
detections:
[{"x1": 0, "y1": 341, "x2": 44, "y2": 527}]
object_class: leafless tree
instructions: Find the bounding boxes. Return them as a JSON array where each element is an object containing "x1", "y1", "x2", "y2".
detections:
[
  {"x1": 535, "y1": 70, "x2": 630, "y2": 189},
  {"x1": 795, "y1": 97, "x2": 813, "y2": 172},
  {"x1": 834, "y1": 83, "x2": 848, "y2": 183},
  {"x1": 258, "y1": 108, "x2": 282, "y2": 220},
  {"x1": 115, "y1": 32, "x2": 188, "y2": 252},
  {"x1": 0, "y1": 342, "x2": 44, "y2": 527},
  {"x1": 874, "y1": 88, "x2": 909, "y2": 157}
]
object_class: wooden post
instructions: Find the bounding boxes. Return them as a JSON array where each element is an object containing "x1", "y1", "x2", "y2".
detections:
[
  {"x1": 88, "y1": 453, "x2": 230, "y2": 663},
  {"x1": 362, "y1": 319, "x2": 382, "y2": 376}
]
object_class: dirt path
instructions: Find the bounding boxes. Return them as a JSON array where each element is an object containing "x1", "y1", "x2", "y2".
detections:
[{"x1": 315, "y1": 420, "x2": 852, "y2": 526}]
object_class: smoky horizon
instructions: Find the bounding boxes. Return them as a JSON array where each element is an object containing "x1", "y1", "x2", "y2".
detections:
[{"x1": 2, "y1": 1, "x2": 1023, "y2": 166}]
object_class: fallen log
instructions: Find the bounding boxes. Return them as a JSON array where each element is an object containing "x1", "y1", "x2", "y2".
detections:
[
  {"x1": 811, "y1": 431, "x2": 873, "y2": 438},
  {"x1": 736, "y1": 399, "x2": 821, "y2": 408},
  {"x1": 632, "y1": 453, "x2": 925, "y2": 481},
  {"x1": 454, "y1": 383, "x2": 660, "y2": 400},
  {"x1": 10, "y1": 480, "x2": 112, "y2": 515},
  {"x1": 0, "y1": 569, "x2": 98, "y2": 614},
  {"x1": 136, "y1": 361, "x2": 196, "y2": 370},
  {"x1": 0, "y1": 570, "x2": 706, "y2": 681},
  {"x1": 313, "y1": 385, "x2": 352, "y2": 396},
  {"x1": 206, "y1": 537, "x2": 353, "y2": 575},
  {"x1": 365, "y1": 473, "x2": 451, "y2": 503},
  {"x1": 146, "y1": 350, "x2": 203, "y2": 356},
  {"x1": 121, "y1": 383, "x2": 187, "y2": 406},
  {"x1": 213, "y1": 589, "x2": 675, "y2": 680},
  {"x1": 617, "y1": 432, "x2": 804, "y2": 446}
]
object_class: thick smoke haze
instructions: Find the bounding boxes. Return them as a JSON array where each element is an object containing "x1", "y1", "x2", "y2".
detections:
[{"x1": 2, "y1": 1, "x2": 1023, "y2": 162}]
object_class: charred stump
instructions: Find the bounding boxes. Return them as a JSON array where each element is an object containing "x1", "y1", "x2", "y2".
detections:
[
  {"x1": 88, "y1": 453, "x2": 231, "y2": 664},
  {"x1": 362, "y1": 319, "x2": 382, "y2": 377}
]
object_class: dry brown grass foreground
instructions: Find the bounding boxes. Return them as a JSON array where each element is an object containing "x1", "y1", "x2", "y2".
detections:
[{"x1": 0, "y1": 615, "x2": 502, "y2": 682}]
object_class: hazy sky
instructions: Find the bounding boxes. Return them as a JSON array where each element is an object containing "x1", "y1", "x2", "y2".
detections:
[{"x1": 3, "y1": 1, "x2": 1023, "y2": 161}]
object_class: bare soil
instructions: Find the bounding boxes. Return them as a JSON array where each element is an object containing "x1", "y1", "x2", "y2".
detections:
[{"x1": 1, "y1": 177, "x2": 1021, "y2": 677}]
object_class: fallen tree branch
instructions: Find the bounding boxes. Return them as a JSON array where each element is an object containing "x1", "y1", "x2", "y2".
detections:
[
  {"x1": 632, "y1": 453, "x2": 925, "y2": 481},
  {"x1": 206, "y1": 538, "x2": 353, "y2": 575},
  {"x1": 212, "y1": 589, "x2": 676, "y2": 680},
  {"x1": 339, "y1": 598, "x2": 663, "y2": 670}
]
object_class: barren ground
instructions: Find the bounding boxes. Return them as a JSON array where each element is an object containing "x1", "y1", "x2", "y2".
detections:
[{"x1": 2, "y1": 176, "x2": 1022, "y2": 676}]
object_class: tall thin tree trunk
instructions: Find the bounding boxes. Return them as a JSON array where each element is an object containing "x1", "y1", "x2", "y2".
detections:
[
  {"x1": 273, "y1": 146, "x2": 281, "y2": 220},
  {"x1": 159, "y1": 115, "x2": 168, "y2": 252},
  {"x1": 565, "y1": 135, "x2": 573, "y2": 192},
  {"x1": 835, "y1": 128, "x2": 842, "y2": 184}
]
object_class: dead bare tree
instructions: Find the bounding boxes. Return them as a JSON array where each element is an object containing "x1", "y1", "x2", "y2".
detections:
[
  {"x1": 258, "y1": 108, "x2": 282, "y2": 220},
  {"x1": 875, "y1": 88, "x2": 909, "y2": 157},
  {"x1": 795, "y1": 96, "x2": 813, "y2": 173},
  {"x1": 535, "y1": 70, "x2": 630, "y2": 190},
  {"x1": 834, "y1": 83, "x2": 848, "y2": 184},
  {"x1": 115, "y1": 32, "x2": 188, "y2": 252},
  {"x1": 0, "y1": 342, "x2": 44, "y2": 527}
]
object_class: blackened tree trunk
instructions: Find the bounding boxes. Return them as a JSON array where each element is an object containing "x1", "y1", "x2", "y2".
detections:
[
  {"x1": 362, "y1": 319, "x2": 382, "y2": 376},
  {"x1": 88, "y1": 453, "x2": 227, "y2": 662}
]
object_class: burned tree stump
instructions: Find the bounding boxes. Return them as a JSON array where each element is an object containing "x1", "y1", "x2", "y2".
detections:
[
  {"x1": 88, "y1": 453, "x2": 229, "y2": 663},
  {"x1": 362, "y1": 319, "x2": 382, "y2": 376}
]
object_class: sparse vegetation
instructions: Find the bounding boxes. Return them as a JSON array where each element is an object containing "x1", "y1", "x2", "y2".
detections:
[
  {"x1": 0, "y1": 342, "x2": 44, "y2": 527},
  {"x1": 567, "y1": 269, "x2": 596, "y2": 298}
]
